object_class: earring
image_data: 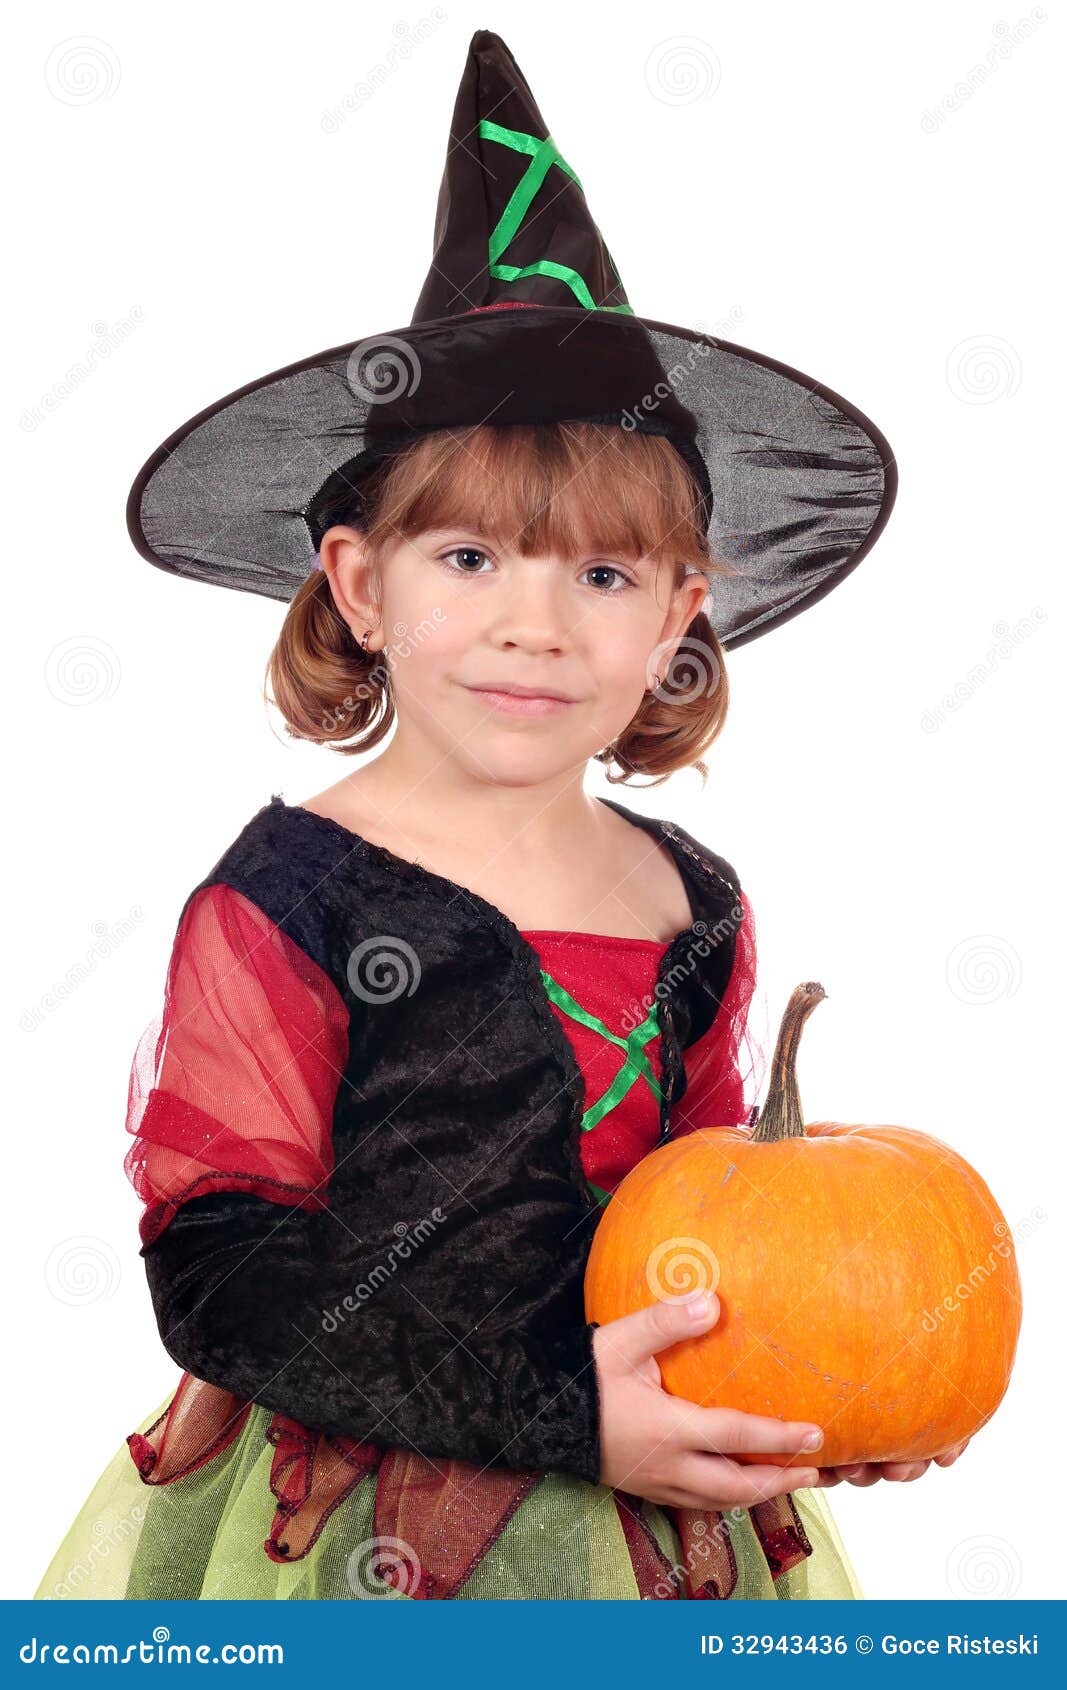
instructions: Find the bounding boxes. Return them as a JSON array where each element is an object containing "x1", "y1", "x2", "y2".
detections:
[{"x1": 360, "y1": 628, "x2": 376, "y2": 653}]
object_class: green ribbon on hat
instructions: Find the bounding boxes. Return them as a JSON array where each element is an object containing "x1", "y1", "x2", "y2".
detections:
[{"x1": 478, "y1": 119, "x2": 635, "y2": 314}]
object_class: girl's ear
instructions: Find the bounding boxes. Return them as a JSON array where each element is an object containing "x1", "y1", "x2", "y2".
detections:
[
  {"x1": 318, "y1": 524, "x2": 384, "y2": 649},
  {"x1": 663, "y1": 569, "x2": 712, "y2": 640}
]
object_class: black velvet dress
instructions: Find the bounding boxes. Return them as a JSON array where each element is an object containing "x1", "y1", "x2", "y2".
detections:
[{"x1": 34, "y1": 794, "x2": 862, "y2": 1599}]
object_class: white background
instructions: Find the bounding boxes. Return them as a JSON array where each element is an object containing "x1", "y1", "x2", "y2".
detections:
[{"x1": 7, "y1": 0, "x2": 1062, "y2": 1601}]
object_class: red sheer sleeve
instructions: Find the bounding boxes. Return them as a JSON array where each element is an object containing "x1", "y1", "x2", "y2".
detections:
[
  {"x1": 124, "y1": 882, "x2": 350, "y2": 1248},
  {"x1": 669, "y1": 887, "x2": 768, "y2": 1136}
]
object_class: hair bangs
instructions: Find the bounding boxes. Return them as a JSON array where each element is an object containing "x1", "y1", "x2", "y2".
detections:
[{"x1": 362, "y1": 423, "x2": 711, "y2": 572}]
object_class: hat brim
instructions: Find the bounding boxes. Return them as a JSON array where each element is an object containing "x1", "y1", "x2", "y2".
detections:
[{"x1": 127, "y1": 305, "x2": 896, "y2": 652}]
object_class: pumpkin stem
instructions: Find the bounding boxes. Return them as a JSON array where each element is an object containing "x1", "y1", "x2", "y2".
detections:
[{"x1": 750, "y1": 981, "x2": 826, "y2": 1143}]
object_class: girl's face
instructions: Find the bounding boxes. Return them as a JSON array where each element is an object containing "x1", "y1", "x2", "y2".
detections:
[{"x1": 321, "y1": 523, "x2": 710, "y2": 788}]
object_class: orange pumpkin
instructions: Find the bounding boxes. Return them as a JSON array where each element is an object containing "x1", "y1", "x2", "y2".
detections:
[{"x1": 584, "y1": 982, "x2": 1022, "y2": 1468}]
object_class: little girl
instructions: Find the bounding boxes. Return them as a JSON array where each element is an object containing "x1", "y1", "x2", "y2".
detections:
[
  {"x1": 34, "y1": 420, "x2": 962, "y2": 1602},
  {"x1": 34, "y1": 30, "x2": 966, "y2": 1603}
]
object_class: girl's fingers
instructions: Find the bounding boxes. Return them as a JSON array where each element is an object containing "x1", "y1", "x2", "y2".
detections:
[
  {"x1": 934, "y1": 1437, "x2": 971, "y2": 1467},
  {"x1": 674, "y1": 1454, "x2": 819, "y2": 1509},
  {"x1": 837, "y1": 1463, "x2": 882, "y2": 1485},
  {"x1": 879, "y1": 1460, "x2": 931, "y2": 1481},
  {"x1": 835, "y1": 1459, "x2": 931, "y2": 1483},
  {"x1": 820, "y1": 1455, "x2": 944, "y2": 1483},
  {"x1": 692, "y1": 1407, "x2": 824, "y2": 1458}
]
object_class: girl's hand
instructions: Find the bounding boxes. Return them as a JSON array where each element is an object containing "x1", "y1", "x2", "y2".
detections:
[
  {"x1": 812, "y1": 1437, "x2": 972, "y2": 1486},
  {"x1": 591, "y1": 1290, "x2": 826, "y2": 1511}
]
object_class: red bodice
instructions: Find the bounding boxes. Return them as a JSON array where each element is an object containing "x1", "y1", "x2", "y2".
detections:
[{"x1": 526, "y1": 929, "x2": 671, "y2": 1201}]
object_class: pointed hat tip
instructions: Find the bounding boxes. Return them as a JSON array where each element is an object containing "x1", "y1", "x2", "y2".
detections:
[
  {"x1": 468, "y1": 28, "x2": 513, "y2": 56},
  {"x1": 410, "y1": 21, "x2": 630, "y2": 324}
]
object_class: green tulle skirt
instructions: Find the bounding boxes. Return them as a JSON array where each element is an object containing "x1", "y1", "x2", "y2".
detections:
[{"x1": 34, "y1": 1390, "x2": 864, "y2": 1601}]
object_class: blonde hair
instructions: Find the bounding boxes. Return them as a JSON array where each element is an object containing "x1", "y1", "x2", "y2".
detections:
[{"x1": 266, "y1": 421, "x2": 735, "y2": 785}]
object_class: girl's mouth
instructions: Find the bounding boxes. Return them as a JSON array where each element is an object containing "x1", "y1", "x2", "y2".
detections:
[{"x1": 464, "y1": 687, "x2": 575, "y2": 717}]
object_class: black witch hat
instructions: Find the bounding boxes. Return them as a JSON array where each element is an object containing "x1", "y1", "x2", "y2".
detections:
[{"x1": 126, "y1": 29, "x2": 896, "y2": 650}]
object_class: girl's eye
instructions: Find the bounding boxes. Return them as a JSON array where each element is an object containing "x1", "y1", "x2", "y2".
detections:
[
  {"x1": 437, "y1": 548, "x2": 636, "y2": 591},
  {"x1": 581, "y1": 564, "x2": 636, "y2": 593},
  {"x1": 439, "y1": 546, "x2": 493, "y2": 574}
]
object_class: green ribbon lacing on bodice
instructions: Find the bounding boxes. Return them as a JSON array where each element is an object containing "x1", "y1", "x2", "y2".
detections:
[
  {"x1": 478, "y1": 119, "x2": 634, "y2": 314},
  {"x1": 539, "y1": 966, "x2": 664, "y2": 1210}
]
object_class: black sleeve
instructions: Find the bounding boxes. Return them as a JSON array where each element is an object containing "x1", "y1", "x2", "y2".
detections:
[{"x1": 142, "y1": 1188, "x2": 604, "y2": 1486}]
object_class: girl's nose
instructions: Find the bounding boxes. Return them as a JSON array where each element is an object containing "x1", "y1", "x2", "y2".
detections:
[{"x1": 491, "y1": 567, "x2": 573, "y2": 650}]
